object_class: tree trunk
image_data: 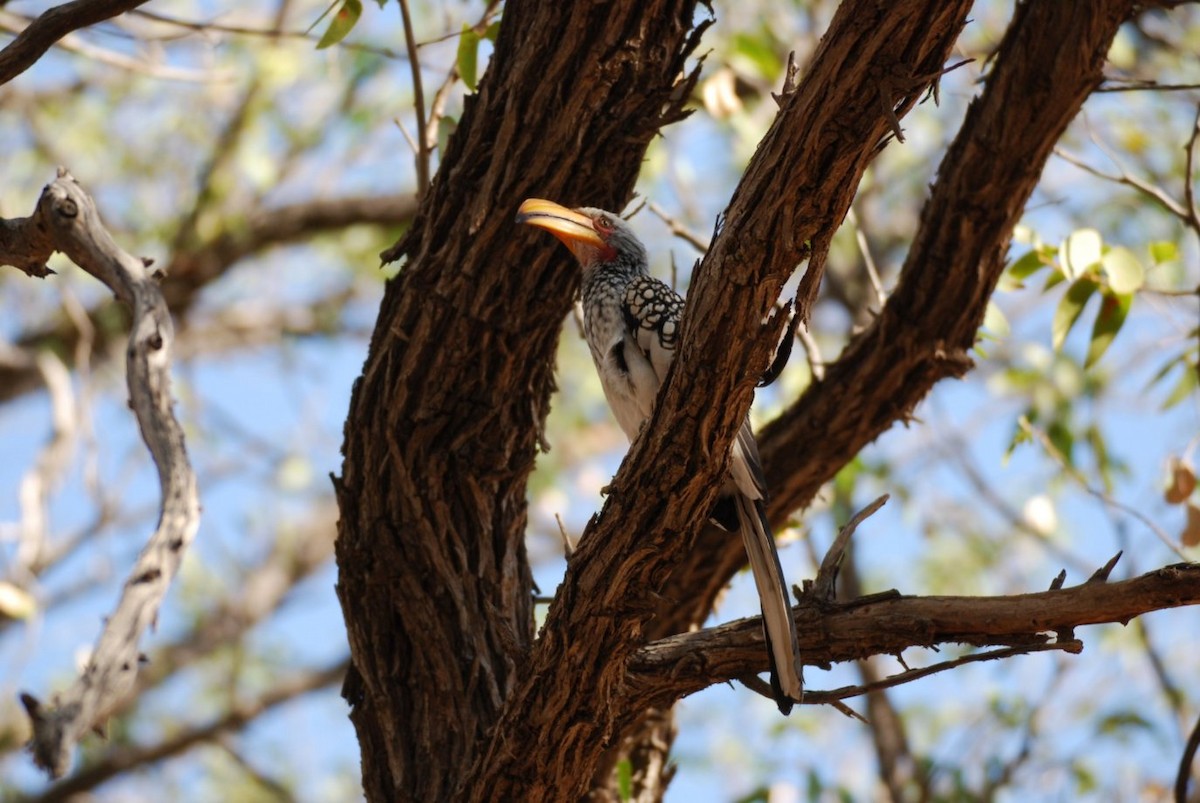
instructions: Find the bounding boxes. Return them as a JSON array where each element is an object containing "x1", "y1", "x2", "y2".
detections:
[
  {"x1": 334, "y1": 0, "x2": 1140, "y2": 800},
  {"x1": 334, "y1": 1, "x2": 702, "y2": 800}
]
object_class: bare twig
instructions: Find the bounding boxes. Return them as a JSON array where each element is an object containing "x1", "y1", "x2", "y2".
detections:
[
  {"x1": 647, "y1": 202, "x2": 709, "y2": 254},
  {"x1": 0, "y1": 0, "x2": 150, "y2": 86},
  {"x1": 1182, "y1": 103, "x2": 1200, "y2": 233},
  {"x1": 812, "y1": 494, "x2": 889, "y2": 601},
  {"x1": 13, "y1": 353, "x2": 77, "y2": 579},
  {"x1": 0, "y1": 10, "x2": 234, "y2": 83},
  {"x1": 630, "y1": 563, "x2": 1200, "y2": 707},
  {"x1": 129, "y1": 8, "x2": 403, "y2": 60},
  {"x1": 1098, "y1": 79, "x2": 1200, "y2": 93},
  {"x1": 795, "y1": 321, "x2": 825, "y2": 381},
  {"x1": 1019, "y1": 417, "x2": 1186, "y2": 559},
  {"x1": 1, "y1": 170, "x2": 201, "y2": 778},
  {"x1": 1178, "y1": 707, "x2": 1200, "y2": 803},
  {"x1": 0, "y1": 192, "x2": 419, "y2": 403},
  {"x1": 847, "y1": 206, "x2": 887, "y2": 308},
  {"x1": 800, "y1": 641, "x2": 1082, "y2": 706},
  {"x1": 1054, "y1": 145, "x2": 1191, "y2": 222},
  {"x1": 29, "y1": 659, "x2": 347, "y2": 803},
  {"x1": 397, "y1": 0, "x2": 429, "y2": 196}
]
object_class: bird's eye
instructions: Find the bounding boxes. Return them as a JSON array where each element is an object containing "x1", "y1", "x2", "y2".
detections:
[{"x1": 595, "y1": 216, "x2": 613, "y2": 234}]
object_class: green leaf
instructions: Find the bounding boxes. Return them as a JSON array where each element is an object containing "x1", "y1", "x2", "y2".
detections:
[
  {"x1": 1059, "y1": 228, "x2": 1102, "y2": 279},
  {"x1": 316, "y1": 0, "x2": 362, "y2": 49},
  {"x1": 1101, "y1": 246, "x2": 1144, "y2": 294},
  {"x1": 1085, "y1": 290, "x2": 1132, "y2": 368},
  {"x1": 1052, "y1": 278, "x2": 1098, "y2": 351},
  {"x1": 731, "y1": 31, "x2": 781, "y2": 79},
  {"x1": 1097, "y1": 710, "x2": 1157, "y2": 737},
  {"x1": 1149, "y1": 240, "x2": 1179, "y2": 264},
  {"x1": 457, "y1": 25, "x2": 481, "y2": 91},
  {"x1": 436, "y1": 115, "x2": 457, "y2": 155},
  {"x1": 1162, "y1": 361, "x2": 1199, "y2": 410},
  {"x1": 1043, "y1": 268, "x2": 1066, "y2": 291},
  {"x1": 484, "y1": 20, "x2": 502, "y2": 42},
  {"x1": 373, "y1": 0, "x2": 388, "y2": 7},
  {"x1": 1007, "y1": 249, "x2": 1049, "y2": 283},
  {"x1": 615, "y1": 758, "x2": 632, "y2": 801},
  {"x1": 982, "y1": 300, "x2": 1010, "y2": 339},
  {"x1": 1048, "y1": 418, "x2": 1075, "y2": 467}
]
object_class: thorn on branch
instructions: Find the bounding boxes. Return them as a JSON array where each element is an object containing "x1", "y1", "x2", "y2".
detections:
[
  {"x1": 1087, "y1": 551, "x2": 1123, "y2": 584},
  {"x1": 771, "y1": 50, "x2": 800, "y2": 108},
  {"x1": 1049, "y1": 570, "x2": 1066, "y2": 590}
]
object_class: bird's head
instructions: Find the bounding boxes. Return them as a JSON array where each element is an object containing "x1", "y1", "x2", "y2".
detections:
[{"x1": 516, "y1": 198, "x2": 647, "y2": 273}]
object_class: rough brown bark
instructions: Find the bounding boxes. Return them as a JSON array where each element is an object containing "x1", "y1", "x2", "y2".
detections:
[
  {"x1": 463, "y1": 2, "x2": 972, "y2": 801},
  {"x1": 596, "y1": 4, "x2": 1139, "y2": 795},
  {"x1": 332, "y1": 0, "x2": 1154, "y2": 801},
  {"x1": 666, "y1": 0, "x2": 1141, "y2": 652},
  {"x1": 333, "y1": 2, "x2": 702, "y2": 801},
  {"x1": 624, "y1": 562, "x2": 1200, "y2": 706}
]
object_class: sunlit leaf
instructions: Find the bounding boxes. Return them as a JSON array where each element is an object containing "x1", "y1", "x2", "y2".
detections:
[
  {"x1": 316, "y1": 0, "x2": 362, "y2": 49},
  {"x1": 1060, "y1": 228, "x2": 1102, "y2": 279},
  {"x1": 1085, "y1": 290, "x2": 1131, "y2": 368},
  {"x1": 1043, "y1": 268, "x2": 1066, "y2": 292},
  {"x1": 1048, "y1": 418, "x2": 1075, "y2": 466},
  {"x1": 458, "y1": 24, "x2": 481, "y2": 91},
  {"x1": 1052, "y1": 277, "x2": 1098, "y2": 351},
  {"x1": 982, "y1": 300, "x2": 1010, "y2": 338},
  {"x1": 1004, "y1": 411, "x2": 1035, "y2": 462},
  {"x1": 1101, "y1": 247, "x2": 1143, "y2": 294},
  {"x1": 0, "y1": 582, "x2": 36, "y2": 620},
  {"x1": 1149, "y1": 240, "x2": 1179, "y2": 264},
  {"x1": 1008, "y1": 249, "x2": 1049, "y2": 282}
]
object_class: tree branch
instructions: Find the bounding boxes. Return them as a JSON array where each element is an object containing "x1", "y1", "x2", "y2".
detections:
[
  {"x1": 657, "y1": 0, "x2": 1142, "y2": 643},
  {"x1": 26, "y1": 658, "x2": 348, "y2": 803},
  {"x1": 464, "y1": 2, "x2": 973, "y2": 799},
  {"x1": 0, "y1": 0, "x2": 150, "y2": 86},
  {"x1": 1, "y1": 169, "x2": 201, "y2": 778},
  {"x1": 335, "y1": 1, "x2": 709, "y2": 799},
  {"x1": 626, "y1": 563, "x2": 1200, "y2": 707},
  {"x1": 0, "y1": 193, "x2": 417, "y2": 403}
]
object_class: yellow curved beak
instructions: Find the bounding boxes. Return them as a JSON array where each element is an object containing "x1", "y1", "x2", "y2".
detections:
[{"x1": 516, "y1": 198, "x2": 604, "y2": 249}]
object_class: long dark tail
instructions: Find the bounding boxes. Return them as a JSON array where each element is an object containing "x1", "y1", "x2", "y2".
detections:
[{"x1": 733, "y1": 493, "x2": 803, "y2": 713}]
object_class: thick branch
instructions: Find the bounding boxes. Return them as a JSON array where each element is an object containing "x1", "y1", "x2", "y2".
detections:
[
  {"x1": 0, "y1": 0, "x2": 149, "y2": 86},
  {"x1": 2, "y1": 169, "x2": 201, "y2": 778},
  {"x1": 465, "y1": 2, "x2": 972, "y2": 800},
  {"x1": 626, "y1": 563, "x2": 1200, "y2": 707},
  {"x1": 335, "y1": 2, "x2": 706, "y2": 800},
  {"x1": 665, "y1": 0, "x2": 1141, "y2": 639}
]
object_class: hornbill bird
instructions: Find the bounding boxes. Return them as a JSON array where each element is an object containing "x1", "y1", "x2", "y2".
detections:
[{"x1": 516, "y1": 198, "x2": 803, "y2": 714}]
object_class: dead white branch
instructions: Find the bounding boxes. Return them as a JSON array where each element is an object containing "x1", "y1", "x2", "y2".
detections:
[{"x1": 0, "y1": 168, "x2": 201, "y2": 778}]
